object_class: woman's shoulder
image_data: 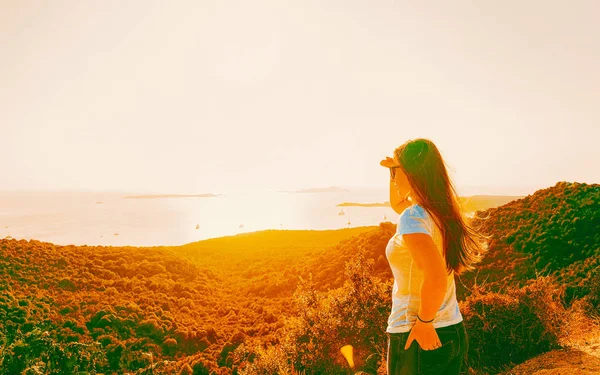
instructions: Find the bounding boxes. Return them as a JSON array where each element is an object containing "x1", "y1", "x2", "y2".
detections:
[
  {"x1": 397, "y1": 203, "x2": 430, "y2": 230},
  {"x1": 400, "y1": 203, "x2": 427, "y2": 219}
]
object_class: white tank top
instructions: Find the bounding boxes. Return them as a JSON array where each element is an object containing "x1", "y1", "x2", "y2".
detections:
[{"x1": 385, "y1": 204, "x2": 463, "y2": 333}]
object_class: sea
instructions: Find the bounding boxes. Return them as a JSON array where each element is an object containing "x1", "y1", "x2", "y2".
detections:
[
  {"x1": 0, "y1": 189, "x2": 401, "y2": 247},
  {"x1": 0, "y1": 186, "x2": 527, "y2": 247}
]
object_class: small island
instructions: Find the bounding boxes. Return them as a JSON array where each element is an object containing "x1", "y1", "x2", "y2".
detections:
[
  {"x1": 337, "y1": 201, "x2": 390, "y2": 207},
  {"x1": 279, "y1": 186, "x2": 350, "y2": 193},
  {"x1": 123, "y1": 194, "x2": 220, "y2": 199},
  {"x1": 336, "y1": 195, "x2": 524, "y2": 211}
]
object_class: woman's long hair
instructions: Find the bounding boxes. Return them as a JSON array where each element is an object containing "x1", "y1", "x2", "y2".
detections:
[{"x1": 394, "y1": 138, "x2": 489, "y2": 276}]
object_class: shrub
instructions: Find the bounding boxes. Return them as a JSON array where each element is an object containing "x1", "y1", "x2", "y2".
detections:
[
  {"x1": 57, "y1": 278, "x2": 77, "y2": 292},
  {"x1": 239, "y1": 250, "x2": 391, "y2": 375},
  {"x1": 461, "y1": 275, "x2": 566, "y2": 374},
  {"x1": 163, "y1": 337, "x2": 178, "y2": 356},
  {"x1": 584, "y1": 266, "x2": 600, "y2": 317}
]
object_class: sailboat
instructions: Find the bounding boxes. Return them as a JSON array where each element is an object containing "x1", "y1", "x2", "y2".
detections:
[
  {"x1": 338, "y1": 208, "x2": 345, "y2": 216},
  {"x1": 196, "y1": 224, "x2": 200, "y2": 230}
]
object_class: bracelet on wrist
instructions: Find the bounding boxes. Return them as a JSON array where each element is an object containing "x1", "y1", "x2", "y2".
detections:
[{"x1": 417, "y1": 314, "x2": 434, "y2": 323}]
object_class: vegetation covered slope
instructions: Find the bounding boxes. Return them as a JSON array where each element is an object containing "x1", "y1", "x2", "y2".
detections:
[
  {"x1": 457, "y1": 181, "x2": 600, "y2": 304},
  {"x1": 0, "y1": 228, "x2": 373, "y2": 374},
  {"x1": 0, "y1": 181, "x2": 598, "y2": 374}
]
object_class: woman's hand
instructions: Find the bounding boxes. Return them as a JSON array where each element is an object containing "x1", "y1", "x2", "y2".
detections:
[
  {"x1": 404, "y1": 320, "x2": 441, "y2": 350},
  {"x1": 380, "y1": 156, "x2": 397, "y2": 168}
]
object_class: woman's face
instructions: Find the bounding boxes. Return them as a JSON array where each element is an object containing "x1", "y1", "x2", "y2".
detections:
[{"x1": 392, "y1": 157, "x2": 413, "y2": 199}]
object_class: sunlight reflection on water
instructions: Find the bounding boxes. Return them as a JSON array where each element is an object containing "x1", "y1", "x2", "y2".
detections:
[{"x1": 0, "y1": 190, "x2": 398, "y2": 247}]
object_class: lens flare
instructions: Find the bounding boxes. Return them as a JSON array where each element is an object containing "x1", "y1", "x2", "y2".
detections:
[{"x1": 340, "y1": 344, "x2": 354, "y2": 368}]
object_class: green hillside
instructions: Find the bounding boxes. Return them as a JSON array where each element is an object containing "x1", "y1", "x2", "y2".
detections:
[
  {"x1": 457, "y1": 181, "x2": 600, "y2": 304},
  {"x1": 0, "y1": 181, "x2": 598, "y2": 374}
]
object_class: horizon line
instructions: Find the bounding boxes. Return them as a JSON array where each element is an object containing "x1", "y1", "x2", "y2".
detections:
[{"x1": 0, "y1": 182, "x2": 567, "y2": 196}]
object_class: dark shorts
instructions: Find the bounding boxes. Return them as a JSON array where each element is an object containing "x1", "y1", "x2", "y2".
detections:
[{"x1": 386, "y1": 321, "x2": 469, "y2": 375}]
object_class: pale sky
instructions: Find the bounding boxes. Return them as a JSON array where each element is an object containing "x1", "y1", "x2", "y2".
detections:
[{"x1": 1, "y1": 1, "x2": 599, "y2": 195}]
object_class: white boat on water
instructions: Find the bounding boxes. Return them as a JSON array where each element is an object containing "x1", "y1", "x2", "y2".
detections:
[{"x1": 338, "y1": 209, "x2": 345, "y2": 216}]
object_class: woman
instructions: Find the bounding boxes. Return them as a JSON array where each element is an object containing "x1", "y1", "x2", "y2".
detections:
[{"x1": 379, "y1": 138, "x2": 488, "y2": 375}]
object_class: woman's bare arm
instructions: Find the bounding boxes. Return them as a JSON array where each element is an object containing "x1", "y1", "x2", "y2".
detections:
[{"x1": 403, "y1": 232, "x2": 447, "y2": 321}]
